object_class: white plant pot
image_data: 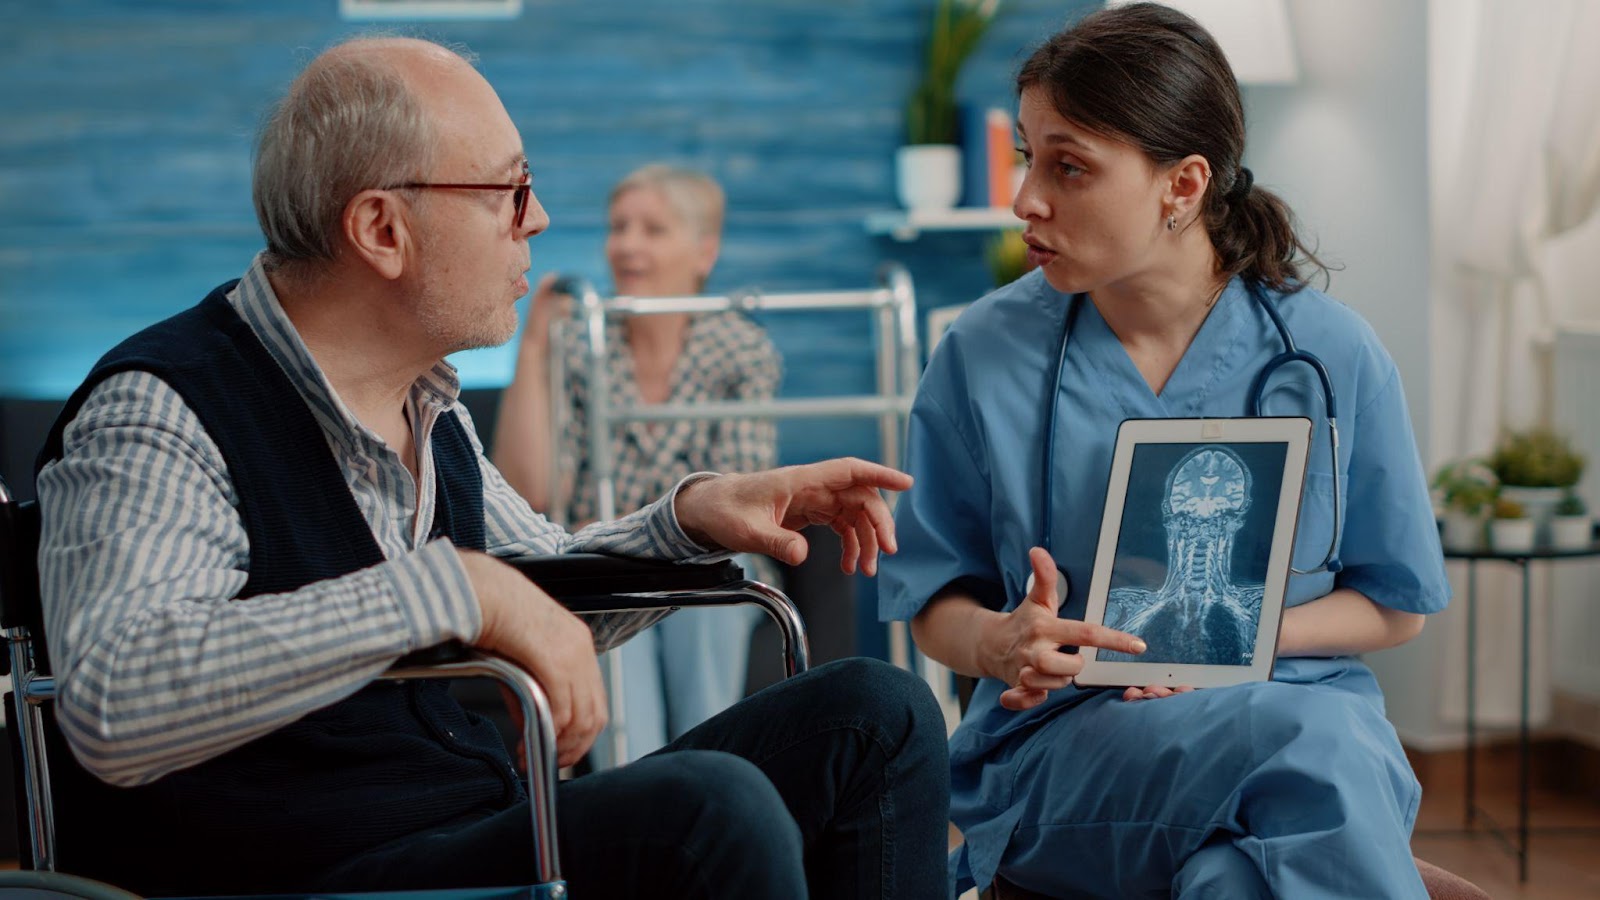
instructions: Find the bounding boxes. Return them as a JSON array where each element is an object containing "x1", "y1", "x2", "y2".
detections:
[
  {"x1": 1499, "y1": 485, "x2": 1565, "y2": 543},
  {"x1": 1490, "y1": 518, "x2": 1536, "y2": 554},
  {"x1": 1550, "y1": 514, "x2": 1593, "y2": 550},
  {"x1": 896, "y1": 144, "x2": 962, "y2": 212},
  {"x1": 1440, "y1": 511, "x2": 1486, "y2": 552}
]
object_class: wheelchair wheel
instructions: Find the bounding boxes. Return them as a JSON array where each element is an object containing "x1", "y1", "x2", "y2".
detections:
[{"x1": 0, "y1": 871, "x2": 142, "y2": 899}]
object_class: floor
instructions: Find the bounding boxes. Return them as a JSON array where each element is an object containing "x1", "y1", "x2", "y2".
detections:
[{"x1": 1411, "y1": 775, "x2": 1600, "y2": 899}]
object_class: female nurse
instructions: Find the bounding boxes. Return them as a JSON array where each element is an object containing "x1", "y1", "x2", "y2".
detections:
[{"x1": 879, "y1": 3, "x2": 1449, "y2": 897}]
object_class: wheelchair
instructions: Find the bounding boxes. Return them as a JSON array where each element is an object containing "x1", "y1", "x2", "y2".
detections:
[{"x1": 0, "y1": 475, "x2": 808, "y2": 899}]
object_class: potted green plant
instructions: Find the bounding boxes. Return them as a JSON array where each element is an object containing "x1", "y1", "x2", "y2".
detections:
[
  {"x1": 1489, "y1": 496, "x2": 1536, "y2": 553},
  {"x1": 1550, "y1": 490, "x2": 1592, "y2": 550},
  {"x1": 1431, "y1": 459, "x2": 1497, "y2": 551},
  {"x1": 898, "y1": 0, "x2": 1001, "y2": 211},
  {"x1": 1489, "y1": 427, "x2": 1586, "y2": 544}
]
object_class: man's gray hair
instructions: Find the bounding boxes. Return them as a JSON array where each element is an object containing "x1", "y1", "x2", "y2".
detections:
[
  {"x1": 252, "y1": 40, "x2": 444, "y2": 270},
  {"x1": 609, "y1": 164, "x2": 726, "y2": 239}
]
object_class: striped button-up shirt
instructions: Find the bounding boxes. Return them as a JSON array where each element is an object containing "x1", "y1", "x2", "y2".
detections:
[{"x1": 37, "y1": 255, "x2": 710, "y2": 788}]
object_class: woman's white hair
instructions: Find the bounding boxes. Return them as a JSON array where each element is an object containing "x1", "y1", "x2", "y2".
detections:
[
  {"x1": 252, "y1": 37, "x2": 465, "y2": 271},
  {"x1": 609, "y1": 164, "x2": 725, "y2": 238}
]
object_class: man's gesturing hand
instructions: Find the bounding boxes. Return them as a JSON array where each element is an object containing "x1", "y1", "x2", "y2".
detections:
[{"x1": 674, "y1": 457, "x2": 913, "y2": 575}]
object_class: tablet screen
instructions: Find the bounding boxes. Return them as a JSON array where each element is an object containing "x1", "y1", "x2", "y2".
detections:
[{"x1": 1097, "y1": 441, "x2": 1288, "y2": 666}]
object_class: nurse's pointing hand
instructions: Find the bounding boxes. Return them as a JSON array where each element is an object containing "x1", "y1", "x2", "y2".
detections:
[
  {"x1": 673, "y1": 458, "x2": 914, "y2": 575},
  {"x1": 990, "y1": 548, "x2": 1146, "y2": 711}
]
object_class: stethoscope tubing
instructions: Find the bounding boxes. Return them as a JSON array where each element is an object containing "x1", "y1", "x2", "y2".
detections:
[{"x1": 1040, "y1": 283, "x2": 1343, "y2": 577}]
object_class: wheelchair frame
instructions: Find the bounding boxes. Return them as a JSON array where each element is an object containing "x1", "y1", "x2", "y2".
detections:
[{"x1": 1, "y1": 475, "x2": 810, "y2": 899}]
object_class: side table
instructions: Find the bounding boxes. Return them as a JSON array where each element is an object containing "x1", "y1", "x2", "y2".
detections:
[{"x1": 1443, "y1": 540, "x2": 1600, "y2": 883}]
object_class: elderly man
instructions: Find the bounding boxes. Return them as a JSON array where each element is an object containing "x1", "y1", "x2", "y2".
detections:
[{"x1": 34, "y1": 37, "x2": 947, "y2": 899}]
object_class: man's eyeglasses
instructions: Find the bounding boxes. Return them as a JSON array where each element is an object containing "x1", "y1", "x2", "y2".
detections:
[{"x1": 393, "y1": 161, "x2": 533, "y2": 229}]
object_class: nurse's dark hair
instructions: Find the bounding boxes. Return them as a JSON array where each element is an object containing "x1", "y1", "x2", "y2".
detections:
[{"x1": 1017, "y1": 2, "x2": 1328, "y2": 292}]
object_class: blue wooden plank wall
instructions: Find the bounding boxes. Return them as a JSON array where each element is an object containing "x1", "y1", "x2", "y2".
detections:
[{"x1": 0, "y1": 0, "x2": 1092, "y2": 464}]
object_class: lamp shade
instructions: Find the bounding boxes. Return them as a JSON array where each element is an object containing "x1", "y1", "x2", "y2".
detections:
[{"x1": 1108, "y1": 0, "x2": 1299, "y2": 84}]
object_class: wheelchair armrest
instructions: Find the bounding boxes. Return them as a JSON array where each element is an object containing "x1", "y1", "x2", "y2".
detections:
[
  {"x1": 393, "y1": 640, "x2": 472, "y2": 669},
  {"x1": 509, "y1": 553, "x2": 746, "y2": 601},
  {"x1": 379, "y1": 645, "x2": 563, "y2": 882},
  {"x1": 508, "y1": 554, "x2": 808, "y2": 672},
  {"x1": 394, "y1": 554, "x2": 749, "y2": 664}
]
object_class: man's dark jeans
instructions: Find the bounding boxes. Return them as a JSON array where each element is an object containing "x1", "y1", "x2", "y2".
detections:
[{"x1": 318, "y1": 657, "x2": 951, "y2": 899}]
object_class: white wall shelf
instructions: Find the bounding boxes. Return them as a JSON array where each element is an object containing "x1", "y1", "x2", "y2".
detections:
[{"x1": 864, "y1": 207, "x2": 1023, "y2": 241}]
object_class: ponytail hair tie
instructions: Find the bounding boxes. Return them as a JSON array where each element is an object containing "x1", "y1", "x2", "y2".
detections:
[{"x1": 1228, "y1": 167, "x2": 1254, "y2": 201}]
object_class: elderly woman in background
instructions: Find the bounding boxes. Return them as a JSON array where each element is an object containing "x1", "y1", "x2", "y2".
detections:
[{"x1": 494, "y1": 164, "x2": 781, "y2": 764}]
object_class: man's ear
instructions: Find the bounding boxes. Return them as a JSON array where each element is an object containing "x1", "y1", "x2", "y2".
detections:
[
  {"x1": 343, "y1": 189, "x2": 409, "y2": 281},
  {"x1": 1164, "y1": 154, "x2": 1213, "y2": 224}
]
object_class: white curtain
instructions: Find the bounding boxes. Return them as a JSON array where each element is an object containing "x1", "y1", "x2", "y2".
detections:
[{"x1": 1434, "y1": 0, "x2": 1600, "y2": 727}]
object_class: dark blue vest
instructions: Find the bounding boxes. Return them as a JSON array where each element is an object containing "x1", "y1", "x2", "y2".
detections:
[{"x1": 36, "y1": 282, "x2": 519, "y2": 895}]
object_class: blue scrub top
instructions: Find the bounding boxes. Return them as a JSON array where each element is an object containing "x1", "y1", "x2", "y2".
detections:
[{"x1": 881, "y1": 270, "x2": 1450, "y2": 748}]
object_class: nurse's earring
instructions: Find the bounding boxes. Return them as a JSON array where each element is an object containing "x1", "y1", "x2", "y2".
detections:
[{"x1": 1166, "y1": 214, "x2": 1177, "y2": 232}]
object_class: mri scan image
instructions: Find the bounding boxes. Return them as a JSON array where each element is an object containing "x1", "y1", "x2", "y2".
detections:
[{"x1": 1099, "y1": 443, "x2": 1287, "y2": 665}]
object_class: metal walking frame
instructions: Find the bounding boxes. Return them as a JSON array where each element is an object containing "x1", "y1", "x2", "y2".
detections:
[{"x1": 546, "y1": 264, "x2": 931, "y2": 763}]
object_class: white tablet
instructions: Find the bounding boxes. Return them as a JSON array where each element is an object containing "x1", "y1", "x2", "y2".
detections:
[{"x1": 1075, "y1": 417, "x2": 1312, "y2": 689}]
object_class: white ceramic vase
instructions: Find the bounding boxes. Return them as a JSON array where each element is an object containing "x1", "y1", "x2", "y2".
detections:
[
  {"x1": 1550, "y1": 515, "x2": 1593, "y2": 550},
  {"x1": 1490, "y1": 518, "x2": 1536, "y2": 554},
  {"x1": 1440, "y1": 510, "x2": 1486, "y2": 552},
  {"x1": 1499, "y1": 485, "x2": 1565, "y2": 544},
  {"x1": 895, "y1": 144, "x2": 962, "y2": 211}
]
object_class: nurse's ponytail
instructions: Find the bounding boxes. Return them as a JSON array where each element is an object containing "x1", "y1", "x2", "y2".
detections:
[
  {"x1": 1214, "y1": 175, "x2": 1326, "y2": 292},
  {"x1": 1017, "y1": 2, "x2": 1329, "y2": 293}
]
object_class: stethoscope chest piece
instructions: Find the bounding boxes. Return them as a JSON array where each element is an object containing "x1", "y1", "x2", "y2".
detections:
[{"x1": 1024, "y1": 569, "x2": 1070, "y2": 608}]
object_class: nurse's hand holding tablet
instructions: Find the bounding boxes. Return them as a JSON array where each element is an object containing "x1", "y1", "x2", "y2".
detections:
[{"x1": 992, "y1": 548, "x2": 1148, "y2": 710}]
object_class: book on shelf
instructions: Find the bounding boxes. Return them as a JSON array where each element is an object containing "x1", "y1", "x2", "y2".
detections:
[{"x1": 961, "y1": 105, "x2": 1018, "y2": 209}]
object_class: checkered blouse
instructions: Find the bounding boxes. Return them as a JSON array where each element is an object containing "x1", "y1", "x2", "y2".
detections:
[{"x1": 558, "y1": 311, "x2": 782, "y2": 523}]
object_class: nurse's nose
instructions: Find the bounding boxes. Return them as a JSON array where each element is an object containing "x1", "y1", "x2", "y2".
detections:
[{"x1": 1013, "y1": 168, "x2": 1050, "y2": 221}]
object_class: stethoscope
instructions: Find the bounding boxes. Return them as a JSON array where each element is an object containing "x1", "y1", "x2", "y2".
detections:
[{"x1": 1025, "y1": 281, "x2": 1344, "y2": 605}]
